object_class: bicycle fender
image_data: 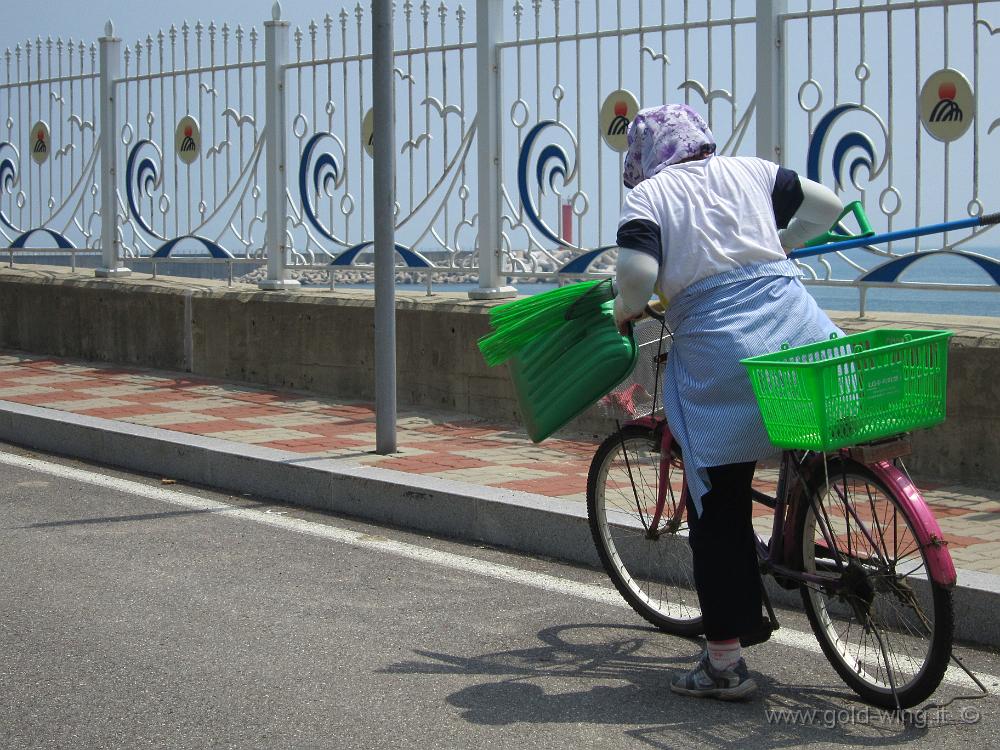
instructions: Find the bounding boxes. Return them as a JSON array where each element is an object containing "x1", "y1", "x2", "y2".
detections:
[{"x1": 868, "y1": 460, "x2": 958, "y2": 589}]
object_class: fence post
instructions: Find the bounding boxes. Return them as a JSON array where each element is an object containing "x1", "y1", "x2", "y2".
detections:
[
  {"x1": 755, "y1": 0, "x2": 787, "y2": 163},
  {"x1": 259, "y1": 1, "x2": 299, "y2": 290},
  {"x1": 468, "y1": 0, "x2": 515, "y2": 300},
  {"x1": 95, "y1": 20, "x2": 130, "y2": 278}
]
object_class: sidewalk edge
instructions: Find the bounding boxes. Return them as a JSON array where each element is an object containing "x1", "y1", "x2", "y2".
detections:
[
  {"x1": 0, "y1": 399, "x2": 598, "y2": 568},
  {"x1": 1, "y1": 399, "x2": 998, "y2": 648}
]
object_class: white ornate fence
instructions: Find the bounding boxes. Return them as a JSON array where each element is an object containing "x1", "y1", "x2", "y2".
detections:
[
  {"x1": 1, "y1": 36, "x2": 100, "y2": 259},
  {"x1": 495, "y1": 2, "x2": 762, "y2": 279},
  {"x1": 2, "y1": 0, "x2": 999, "y2": 311},
  {"x1": 116, "y1": 19, "x2": 267, "y2": 272},
  {"x1": 781, "y1": 0, "x2": 1000, "y2": 313},
  {"x1": 282, "y1": 2, "x2": 480, "y2": 285}
]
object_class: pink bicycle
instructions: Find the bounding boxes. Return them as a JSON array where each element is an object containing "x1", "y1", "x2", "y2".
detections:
[{"x1": 587, "y1": 311, "x2": 967, "y2": 709}]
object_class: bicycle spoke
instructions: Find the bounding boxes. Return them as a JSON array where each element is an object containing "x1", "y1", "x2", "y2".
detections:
[
  {"x1": 589, "y1": 428, "x2": 701, "y2": 631},
  {"x1": 866, "y1": 480, "x2": 893, "y2": 567}
]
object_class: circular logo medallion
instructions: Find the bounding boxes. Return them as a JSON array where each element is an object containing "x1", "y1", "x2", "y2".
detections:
[
  {"x1": 599, "y1": 90, "x2": 640, "y2": 153},
  {"x1": 30, "y1": 121, "x2": 51, "y2": 165},
  {"x1": 175, "y1": 116, "x2": 201, "y2": 164},
  {"x1": 362, "y1": 108, "x2": 375, "y2": 158},
  {"x1": 919, "y1": 68, "x2": 974, "y2": 142}
]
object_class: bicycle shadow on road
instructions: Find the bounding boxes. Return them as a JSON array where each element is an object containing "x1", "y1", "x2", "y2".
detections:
[{"x1": 383, "y1": 622, "x2": 950, "y2": 748}]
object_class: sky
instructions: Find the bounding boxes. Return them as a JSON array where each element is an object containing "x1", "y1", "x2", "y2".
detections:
[{"x1": 1, "y1": 2, "x2": 313, "y2": 51}]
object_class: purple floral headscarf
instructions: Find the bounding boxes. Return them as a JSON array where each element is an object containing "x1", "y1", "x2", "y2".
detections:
[{"x1": 622, "y1": 104, "x2": 716, "y2": 188}]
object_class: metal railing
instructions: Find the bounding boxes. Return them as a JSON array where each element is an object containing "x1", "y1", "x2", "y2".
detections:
[
  {"x1": 496, "y1": 2, "x2": 760, "y2": 277},
  {"x1": 0, "y1": 37, "x2": 101, "y2": 253},
  {"x1": 781, "y1": 0, "x2": 1000, "y2": 314},
  {"x1": 282, "y1": 2, "x2": 479, "y2": 286},
  {"x1": 115, "y1": 19, "x2": 267, "y2": 267},
  {"x1": 1, "y1": 0, "x2": 999, "y2": 313}
]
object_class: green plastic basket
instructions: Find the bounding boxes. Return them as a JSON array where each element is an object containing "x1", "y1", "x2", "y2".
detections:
[{"x1": 740, "y1": 328, "x2": 953, "y2": 451}]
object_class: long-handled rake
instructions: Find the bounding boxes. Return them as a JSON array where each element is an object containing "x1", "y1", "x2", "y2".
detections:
[{"x1": 789, "y1": 207, "x2": 1000, "y2": 260}]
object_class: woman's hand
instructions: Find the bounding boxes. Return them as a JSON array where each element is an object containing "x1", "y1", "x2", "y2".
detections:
[{"x1": 613, "y1": 295, "x2": 643, "y2": 335}]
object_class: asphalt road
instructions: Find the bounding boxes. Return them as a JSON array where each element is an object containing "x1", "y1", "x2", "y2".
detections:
[{"x1": 1, "y1": 441, "x2": 998, "y2": 750}]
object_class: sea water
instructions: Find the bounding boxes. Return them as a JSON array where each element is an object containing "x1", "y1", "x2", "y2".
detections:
[{"x1": 345, "y1": 249, "x2": 1000, "y2": 318}]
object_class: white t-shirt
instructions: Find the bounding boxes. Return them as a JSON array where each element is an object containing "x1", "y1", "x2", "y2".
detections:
[{"x1": 617, "y1": 155, "x2": 788, "y2": 301}]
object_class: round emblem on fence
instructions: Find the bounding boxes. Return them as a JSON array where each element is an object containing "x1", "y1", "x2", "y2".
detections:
[
  {"x1": 174, "y1": 115, "x2": 201, "y2": 164},
  {"x1": 599, "y1": 90, "x2": 639, "y2": 152},
  {"x1": 30, "y1": 120, "x2": 51, "y2": 165},
  {"x1": 362, "y1": 108, "x2": 375, "y2": 158},
  {"x1": 919, "y1": 68, "x2": 974, "y2": 142}
]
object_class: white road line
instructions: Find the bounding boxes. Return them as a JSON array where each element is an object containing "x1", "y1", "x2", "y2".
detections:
[{"x1": 3, "y1": 450, "x2": 995, "y2": 692}]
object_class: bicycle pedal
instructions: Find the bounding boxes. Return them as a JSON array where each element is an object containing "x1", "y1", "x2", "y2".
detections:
[
  {"x1": 772, "y1": 573, "x2": 800, "y2": 591},
  {"x1": 740, "y1": 617, "x2": 779, "y2": 648}
]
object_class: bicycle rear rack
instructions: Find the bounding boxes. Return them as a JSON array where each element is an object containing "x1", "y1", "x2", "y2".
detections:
[{"x1": 846, "y1": 434, "x2": 912, "y2": 464}]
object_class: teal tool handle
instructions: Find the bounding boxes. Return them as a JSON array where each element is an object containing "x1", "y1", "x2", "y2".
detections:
[{"x1": 801, "y1": 201, "x2": 875, "y2": 248}]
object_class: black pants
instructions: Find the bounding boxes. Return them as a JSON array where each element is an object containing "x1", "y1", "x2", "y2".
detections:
[{"x1": 685, "y1": 461, "x2": 763, "y2": 642}]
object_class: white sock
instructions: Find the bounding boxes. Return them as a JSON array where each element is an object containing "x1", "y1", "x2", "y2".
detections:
[{"x1": 707, "y1": 639, "x2": 742, "y2": 671}]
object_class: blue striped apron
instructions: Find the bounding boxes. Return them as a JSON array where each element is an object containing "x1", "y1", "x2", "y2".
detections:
[{"x1": 663, "y1": 259, "x2": 842, "y2": 515}]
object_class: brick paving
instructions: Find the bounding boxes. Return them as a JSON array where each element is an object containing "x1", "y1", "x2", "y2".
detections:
[{"x1": 2, "y1": 349, "x2": 999, "y2": 576}]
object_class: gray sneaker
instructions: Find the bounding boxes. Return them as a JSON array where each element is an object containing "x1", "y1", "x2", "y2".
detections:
[{"x1": 670, "y1": 652, "x2": 758, "y2": 701}]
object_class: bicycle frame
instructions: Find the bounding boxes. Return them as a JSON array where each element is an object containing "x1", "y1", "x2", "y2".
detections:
[
  {"x1": 620, "y1": 414, "x2": 957, "y2": 590},
  {"x1": 627, "y1": 414, "x2": 684, "y2": 536}
]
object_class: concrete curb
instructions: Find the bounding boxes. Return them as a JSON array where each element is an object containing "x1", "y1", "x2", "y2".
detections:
[{"x1": 2, "y1": 398, "x2": 998, "y2": 649}]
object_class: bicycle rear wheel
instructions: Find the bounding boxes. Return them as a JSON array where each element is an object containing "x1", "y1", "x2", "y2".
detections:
[
  {"x1": 796, "y1": 456, "x2": 953, "y2": 709},
  {"x1": 587, "y1": 425, "x2": 703, "y2": 635}
]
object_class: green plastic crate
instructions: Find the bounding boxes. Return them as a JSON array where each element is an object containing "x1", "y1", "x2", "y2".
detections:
[
  {"x1": 741, "y1": 329, "x2": 953, "y2": 451},
  {"x1": 508, "y1": 299, "x2": 638, "y2": 443}
]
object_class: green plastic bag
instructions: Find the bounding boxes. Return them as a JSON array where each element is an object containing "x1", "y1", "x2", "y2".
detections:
[{"x1": 507, "y1": 299, "x2": 638, "y2": 442}]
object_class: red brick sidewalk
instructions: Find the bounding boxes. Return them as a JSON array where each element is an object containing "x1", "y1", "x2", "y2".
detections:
[
  {"x1": 2, "y1": 349, "x2": 999, "y2": 575},
  {"x1": 0, "y1": 351, "x2": 596, "y2": 501}
]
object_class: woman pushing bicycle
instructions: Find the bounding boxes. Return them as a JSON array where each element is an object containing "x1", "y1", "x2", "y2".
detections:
[{"x1": 612, "y1": 103, "x2": 844, "y2": 700}]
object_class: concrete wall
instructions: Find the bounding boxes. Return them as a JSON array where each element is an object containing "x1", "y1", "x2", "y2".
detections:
[
  {"x1": 188, "y1": 288, "x2": 520, "y2": 421},
  {"x1": 0, "y1": 267, "x2": 524, "y2": 425},
  {"x1": 2, "y1": 266, "x2": 999, "y2": 486},
  {"x1": 0, "y1": 270, "x2": 190, "y2": 370}
]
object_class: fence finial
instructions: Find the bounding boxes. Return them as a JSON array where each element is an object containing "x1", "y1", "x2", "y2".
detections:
[
  {"x1": 272, "y1": 1, "x2": 282, "y2": 21},
  {"x1": 104, "y1": 19, "x2": 114, "y2": 38}
]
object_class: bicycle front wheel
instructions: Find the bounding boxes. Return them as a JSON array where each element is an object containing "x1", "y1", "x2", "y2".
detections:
[
  {"x1": 797, "y1": 457, "x2": 953, "y2": 709},
  {"x1": 587, "y1": 425, "x2": 703, "y2": 636}
]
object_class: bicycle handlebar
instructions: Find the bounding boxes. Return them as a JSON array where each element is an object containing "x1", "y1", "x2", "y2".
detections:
[{"x1": 643, "y1": 303, "x2": 666, "y2": 323}]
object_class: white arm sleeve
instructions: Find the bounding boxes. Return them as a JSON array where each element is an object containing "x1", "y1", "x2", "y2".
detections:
[
  {"x1": 777, "y1": 178, "x2": 843, "y2": 251},
  {"x1": 613, "y1": 247, "x2": 659, "y2": 322}
]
